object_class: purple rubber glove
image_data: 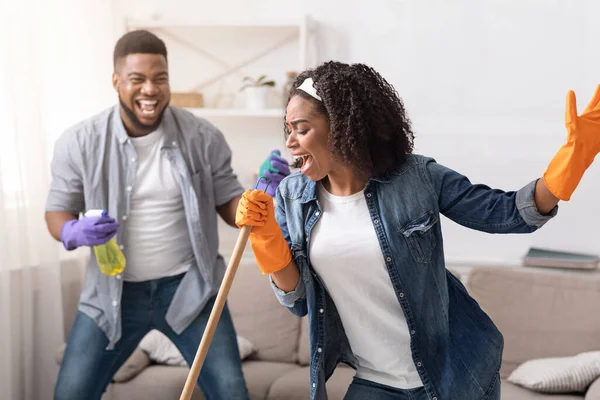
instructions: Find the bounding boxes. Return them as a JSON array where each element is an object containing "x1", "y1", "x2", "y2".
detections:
[
  {"x1": 256, "y1": 150, "x2": 291, "y2": 197},
  {"x1": 60, "y1": 214, "x2": 120, "y2": 251}
]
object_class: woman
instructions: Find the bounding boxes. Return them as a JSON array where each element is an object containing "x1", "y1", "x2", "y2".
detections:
[{"x1": 236, "y1": 61, "x2": 600, "y2": 400}]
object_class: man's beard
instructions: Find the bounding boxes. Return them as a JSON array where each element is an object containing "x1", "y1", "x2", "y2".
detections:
[{"x1": 119, "y1": 96, "x2": 168, "y2": 134}]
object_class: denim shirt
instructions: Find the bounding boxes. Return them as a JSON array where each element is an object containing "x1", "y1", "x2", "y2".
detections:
[
  {"x1": 271, "y1": 154, "x2": 557, "y2": 400},
  {"x1": 45, "y1": 105, "x2": 244, "y2": 349}
]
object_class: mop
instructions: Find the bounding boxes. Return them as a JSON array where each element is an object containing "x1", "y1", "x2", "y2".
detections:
[
  {"x1": 179, "y1": 159, "x2": 301, "y2": 400},
  {"x1": 179, "y1": 221, "x2": 251, "y2": 400}
]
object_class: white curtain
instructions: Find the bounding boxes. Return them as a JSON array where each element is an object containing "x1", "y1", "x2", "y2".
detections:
[{"x1": 0, "y1": 1, "x2": 118, "y2": 399}]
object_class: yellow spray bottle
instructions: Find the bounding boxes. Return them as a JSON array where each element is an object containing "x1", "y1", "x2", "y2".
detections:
[{"x1": 84, "y1": 209, "x2": 126, "y2": 276}]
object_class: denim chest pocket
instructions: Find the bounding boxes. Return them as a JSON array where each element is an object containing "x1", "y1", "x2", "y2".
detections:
[{"x1": 398, "y1": 210, "x2": 439, "y2": 263}]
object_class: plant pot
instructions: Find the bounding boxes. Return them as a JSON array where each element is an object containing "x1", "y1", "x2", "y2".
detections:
[{"x1": 244, "y1": 86, "x2": 268, "y2": 110}]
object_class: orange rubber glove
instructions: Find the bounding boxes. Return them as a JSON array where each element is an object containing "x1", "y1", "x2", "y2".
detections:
[
  {"x1": 543, "y1": 85, "x2": 600, "y2": 201},
  {"x1": 235, "y1": 189, "x2": 292, "y2": 275}
]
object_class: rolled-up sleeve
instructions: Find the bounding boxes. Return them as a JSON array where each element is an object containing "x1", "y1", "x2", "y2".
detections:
[
  {"x1": 206, "y1": 126, "x2": 244, "y2": 206},
  {"x1": 45, "y1": 131, "x2": 85, "y2": 215},
  {"x1": 269, "y1": 275, "x2": 306, "y2": 308},
  {"x1": 270, "y1": 184, "x2": 308, "y2": 315},
  {"x1": 515, "y1": 179, "x2": 558, "y2": 228}
]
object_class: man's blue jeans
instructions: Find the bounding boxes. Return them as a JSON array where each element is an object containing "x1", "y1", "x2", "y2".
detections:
[{"x1": 54, "y1": 273, "x2": 249, "y2": 400}]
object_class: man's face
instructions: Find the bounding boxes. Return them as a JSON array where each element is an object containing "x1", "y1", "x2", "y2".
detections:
[{"x1": 112, "y1": 53, "x2": 170, "y2": 135}]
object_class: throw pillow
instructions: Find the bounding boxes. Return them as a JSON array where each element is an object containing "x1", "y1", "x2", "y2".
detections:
[
  {"x1": 138, "y1": 329, "x2": 255, "y2": 366},
  {"x1": 507, "y1": 351, "x2": 600, "y2": 393}
]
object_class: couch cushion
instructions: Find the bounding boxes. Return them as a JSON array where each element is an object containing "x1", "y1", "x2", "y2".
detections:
[
  {"x1": 502, "y1": 381, "x2": 584, "y2": 400},
  {"x1": 242, "y1": 360, "x2": 301, "y2": 399},
  {"x1": 267, "y1": 364, "x2": 355, "y2": 400},
  {"x1": 227, "y1": 260, "x2": 302, "y2": 363},
  {"x1": 585, "y1": 376, "x2": 600, "y2": 400},
  {"x1": 466, "y1": 267, "x2": 600, "y2": 377},
  {"x1": 108, "y1": 365, "x2": 204, "y2": 400},
  {"x1": 108, "y1": 361, "x2": 300, "y2": 400}
]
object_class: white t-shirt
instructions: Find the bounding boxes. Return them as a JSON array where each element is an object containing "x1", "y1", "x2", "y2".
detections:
[
  {"x1": 121, "y1": 128, "x2": 194, "y2": 281},
  {"x1": 309, "y1": 182, "x2": 424, "y2": 389}
]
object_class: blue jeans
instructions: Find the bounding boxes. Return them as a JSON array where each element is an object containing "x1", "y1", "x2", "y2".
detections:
[
  {"x1": 54, "y1": 273, "x2": 249, "y2": 400},
  {"x1": 344, "y1": 378, "x2": 429, "y2": 400},
  {"x1": 345, "y1": 376, "x2": 501, "y2": 400}
]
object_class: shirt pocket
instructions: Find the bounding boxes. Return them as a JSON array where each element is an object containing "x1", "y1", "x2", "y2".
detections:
[
  {"x1": 398, "y1": 210, "x2": 439, "y2": 263},
  {"x1": 190, "y1": 170, "x2": 202, "y2": 190}
]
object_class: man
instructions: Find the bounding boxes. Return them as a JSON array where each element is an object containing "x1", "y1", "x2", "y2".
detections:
[{"x1": 46, "y1": 30, "x2": 289, "y2": 400}]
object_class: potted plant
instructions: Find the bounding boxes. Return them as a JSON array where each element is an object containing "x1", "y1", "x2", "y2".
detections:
[{"x1": 239, "y1": 75, "x2": 276, "y2": 109}]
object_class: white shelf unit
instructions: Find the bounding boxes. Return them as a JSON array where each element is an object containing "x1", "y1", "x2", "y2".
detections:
[
  {"x1": 187, "y1": 108, "x2": 285, "y2": 118},
  {"x1": 123, "y1": 16, "x2": 318, "y2": 119}
]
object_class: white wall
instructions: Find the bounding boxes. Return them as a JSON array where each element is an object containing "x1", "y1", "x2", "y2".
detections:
[{"x1": 114, "y1": 0, "x2": 600, "y2": 265}]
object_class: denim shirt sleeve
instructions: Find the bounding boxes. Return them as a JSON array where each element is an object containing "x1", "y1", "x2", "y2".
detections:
[
  {"x1": 269, "y1": 275, "x2": 306, "y2": 308},
  {"x1": 425, "y1": 158, "x2": 557, "y2": 233},
  {"x1": 269, "y1": 185, "x2": 307, "y2": 309}
]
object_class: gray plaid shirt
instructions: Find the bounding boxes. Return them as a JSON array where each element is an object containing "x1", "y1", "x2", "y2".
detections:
[{"x1": 46, "y1": 105, "x2": 244, "y2": 349}]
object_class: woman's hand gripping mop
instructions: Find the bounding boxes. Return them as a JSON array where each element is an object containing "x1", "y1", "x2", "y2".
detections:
[{"x1": 179, "y1": 178, "x2": 292, "y2": 400}]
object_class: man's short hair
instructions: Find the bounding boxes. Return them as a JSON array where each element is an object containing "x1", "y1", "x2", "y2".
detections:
[{"x1": 113, "y1": 30, "x2": 168, "y2": 69}]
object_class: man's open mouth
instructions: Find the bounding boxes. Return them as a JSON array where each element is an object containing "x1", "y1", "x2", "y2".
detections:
[{"x1": 136, "y1": 99, "x2": 158, "y2": 116}]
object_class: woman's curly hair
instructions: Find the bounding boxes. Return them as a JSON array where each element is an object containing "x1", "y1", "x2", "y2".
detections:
[{"x1": 285, "y1": 61, "x2": 414, "y2": 177}]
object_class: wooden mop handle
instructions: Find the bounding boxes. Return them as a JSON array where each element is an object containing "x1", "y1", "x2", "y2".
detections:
[{"x1": 179, "y1": 225, "x2": 252, "y2": 400}]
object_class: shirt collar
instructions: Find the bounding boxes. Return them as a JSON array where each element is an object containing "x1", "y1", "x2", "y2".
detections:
[{"x1": 111, "y1": 105, "x2": 178, "y2": 146}]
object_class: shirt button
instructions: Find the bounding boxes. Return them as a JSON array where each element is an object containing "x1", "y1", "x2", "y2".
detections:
[
  {"x1": 312, "y1": 383, "x2": 316, "y2": 388},
  {"x1": 122, "y1": 215, "x2": 128, "y2": 221},
  {"x1": 315, "y1": 211, "x2": 320, "y2": 216},
  {"x1": 399, "y1": 292, "x2": 404, "y2": 297},
  {"x1": 172, "y1": 141, "x2": 177, "y2": 146},
  {"x1": 126, "y1": 186, "x2": 132, "y2": 192},
  {"x1": 115, "y1": 275, "x2": 121, "y2": 280},
  {"x1": 366, "y1": 193, "x2": 372, "y2": 197},
  {"x1": 433, "y1": 397, "x2": 438, "y2": 400},
  {"x1": 386, "y1": 257, "x2": 391, "y2": 262},
  {"x1": 319, "y1": 308, "x2": 324, "y2": 313},
  {"x1": 112, "y1": 300, "x2": 118, "y2": 307},
  {"x1": 119, "y1": 245, "x2": 124, "y2": 250},
  {"x1": 417, "y1": 362, "x2": 422, "y2": 367},
  {"x1": 317, "y1": 348, "x2": 322, "y2": 353},
  {"x1": 374, "y1": 219, "x2": 379, "y2": 224},
  {"x1": 411, "y1": 330, "x2": 415, "y2": 335},
  {"x1": 130, "y1": 157, "x2": 136, "y2": 162}
]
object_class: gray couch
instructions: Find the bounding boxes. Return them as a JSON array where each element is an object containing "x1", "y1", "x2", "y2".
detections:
[
  {"x1": 466, "y1": 266, "x2": 600, "y2": 400},
  {"x1": 58, "y1": 259, "x2": 600, "y2": 399}
]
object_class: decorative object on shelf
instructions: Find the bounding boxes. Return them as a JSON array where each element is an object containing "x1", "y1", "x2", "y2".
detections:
[
  {"x1": 170, "y1": 92, "x2": 204, "y2": 108},
  {"x1": 239, "y1": 75, "x2": 276, "y2": 110},
  {"x1": 282, "y1": 71, "x2": 298, "y2": 107}
]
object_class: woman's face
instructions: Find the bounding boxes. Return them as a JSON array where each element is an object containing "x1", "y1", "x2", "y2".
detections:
[{"x1": 285, "y1": 95, "x2": 333, "y2": 181}]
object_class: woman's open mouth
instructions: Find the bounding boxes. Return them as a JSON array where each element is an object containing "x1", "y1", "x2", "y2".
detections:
[{"x1": 295, "y1": 154, "x2": 313, "y2": 174}]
